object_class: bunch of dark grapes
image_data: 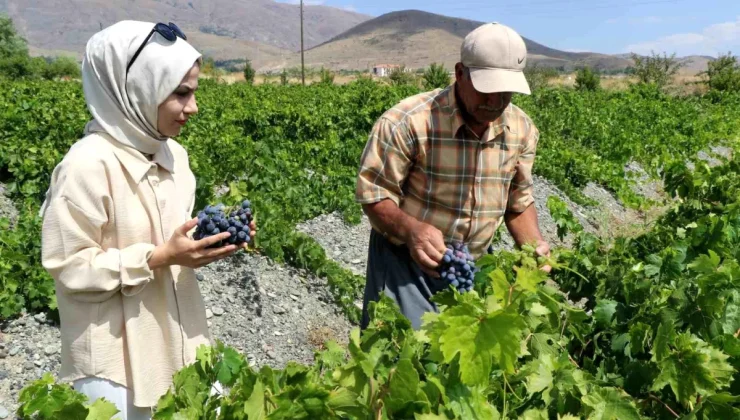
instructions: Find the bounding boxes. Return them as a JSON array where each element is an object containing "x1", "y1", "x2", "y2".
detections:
[
  {"x1": 438, "y1": 242, "x2": 476, "y2": 293},
  {"x1": 194, "y1": 200, "x2": 254, "y2": 248}
]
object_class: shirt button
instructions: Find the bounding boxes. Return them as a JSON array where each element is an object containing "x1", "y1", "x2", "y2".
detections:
[
  {"x1": 476, "y1": 179, "x2": 481, "y2": 184},
  {"x1": 152, "y1": 180, "x2": 159, "y2": 187}
]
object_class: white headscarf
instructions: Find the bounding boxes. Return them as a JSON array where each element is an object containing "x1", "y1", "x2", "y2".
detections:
[
  {"x1": 82, "y1": 20, "x2": 202, "y2": 155},
  {"x1": 40, "y1": 21, "x2": 201, "y2": 218}
]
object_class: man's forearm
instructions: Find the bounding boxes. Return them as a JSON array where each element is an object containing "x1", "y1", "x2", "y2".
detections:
[
  {"x1": 362, "y1": 199, "x2": 419, "y2": 242},
  {"x1": 504, "y1": 203, "x2": 546, "y2": 247}
]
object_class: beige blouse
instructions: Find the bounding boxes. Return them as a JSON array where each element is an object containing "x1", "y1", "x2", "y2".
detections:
[{"x1": 41, "y1": 132, "x2": 211, "y2": 407}]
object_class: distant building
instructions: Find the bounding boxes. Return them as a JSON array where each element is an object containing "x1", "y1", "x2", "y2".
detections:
[{"x1": 372, "y1": 64, "x2": 412, "y2": 77}]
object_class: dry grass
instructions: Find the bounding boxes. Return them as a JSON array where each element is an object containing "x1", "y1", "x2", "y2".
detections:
[
  {"x1": 307, "y1": 325, "x2": 342, "y2": 350},
  {"x1": 201, "y1": 71, "x2": 366, "y2": 85},
  {"x1": 549, "y1": 73, "x2": 707, "y2": 93},
  {"x1": 592, "y1": 204, "x2": 669, "y2": 243},
  {"x1": 206, "y1": 69, "x2": 709, "y2": 95}
]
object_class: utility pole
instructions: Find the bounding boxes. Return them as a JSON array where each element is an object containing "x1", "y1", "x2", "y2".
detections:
[{"x1": 300, "y1": 0, "x2": 305, "y2": 85}]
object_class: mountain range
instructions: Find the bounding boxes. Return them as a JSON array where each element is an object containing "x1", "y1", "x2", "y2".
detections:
[{"x1": 1, "y1": 1, "x2": 712, "y2": 74}]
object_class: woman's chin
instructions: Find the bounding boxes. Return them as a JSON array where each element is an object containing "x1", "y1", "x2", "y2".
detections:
[{"x1": 160, "y1": 127, "x2": 181, "y2": 138}]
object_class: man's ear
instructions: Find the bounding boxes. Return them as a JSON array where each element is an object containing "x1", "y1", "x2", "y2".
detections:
[{"x1": 454, "y1": 63, "x2": 466, "y2": 83}]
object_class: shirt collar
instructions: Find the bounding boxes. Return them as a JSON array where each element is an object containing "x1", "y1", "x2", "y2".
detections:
[
  {"x1": 107, "y1": 136, "x2": 176, "y2": 183},
  {"x1": 444, "y1": 84, "x2": 515, "y2": 142}
]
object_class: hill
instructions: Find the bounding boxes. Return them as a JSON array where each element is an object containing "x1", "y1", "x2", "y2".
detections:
[
  {"x1": 0, "y1": 0, "x2": 370, "y2": 56},
  {"x1": 261, "y1": 10, "x2": 633, "y2": 72}
]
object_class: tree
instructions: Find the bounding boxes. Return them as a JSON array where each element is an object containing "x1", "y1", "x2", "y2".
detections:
[
  {"x1": 280, "y1": 69, "x2": 288, "y2": 85},
  {"x1": 243, "y1": 59, "x2": 256, "y2": 85},
  {"x1": 702, "y1": 52, "x2": 740, "y2": 93},
  {"x1": 0, "y1": 15, "x2": 80, "y2": 80},
  {"x1": 631, "y1": 51, "x2": 683, "y2": 88},
  {"x1": 575, "y1": 67, "x2": 600, "y2": 91},
  {"x1": 0, "y1": 14, "x2": 28, "y2": 59},
  {"x1": 388, "y1": 66, "x2": 416, "y2": 86},
  {"x1": 422, "y1": 63, "x2": 450, "y2": 90},
  {"x1": 201, "y1": 57, "x2": 217, "y2": 75}
]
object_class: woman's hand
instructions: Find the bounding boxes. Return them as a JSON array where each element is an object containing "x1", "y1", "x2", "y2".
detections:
[{"x1": 149, "y1": 218, "x2": 239, "y2": 269}]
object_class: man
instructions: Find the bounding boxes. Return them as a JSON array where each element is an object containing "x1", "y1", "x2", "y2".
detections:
[{"x1": 355, "y1": 22, "x2": 550, "y2": 330}]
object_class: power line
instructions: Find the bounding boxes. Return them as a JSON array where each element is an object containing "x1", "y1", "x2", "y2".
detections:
[{"x1": 301, "y1": 0, "x2": 305, "y2": 85}]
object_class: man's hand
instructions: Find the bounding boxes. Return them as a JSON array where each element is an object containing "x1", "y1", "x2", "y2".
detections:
[
  {"x1": 505, "y1": 205, "x2": 551, "y2": 273},
  {"x1": 405, "y1": 221, "x2": 447, "y2": 278},
  {"x1": 535, "y1": 240, "x2": 552, "y2": 273}
]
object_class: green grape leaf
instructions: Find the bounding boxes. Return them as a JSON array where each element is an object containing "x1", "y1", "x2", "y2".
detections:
[
  {"x1": 216, "y1": 345, "x2": 244, "y2": 387},
  {"x1": 652, "y1": 322, "x2": 676, "y2": 362},
  {"x1": 86, "y1": 398, "x2": 120, "y2": 420},
  {"x1": 594, "y1": 299, "x2": 618, "y2": 328},
  {"x1": 244, "y1": 379, "x2": 266, "y2": 420},
  {"x1": 515, "y1": 266, "x2": 548, "y2": 292},
  {"x1": 651, "y1": 334, "x2": 733, "y2": 406},
  {"x1": 436, "y1": 305, "x2": 526, "y2": 385},
  {"x1": 386, "y1": 358, "x2": 425, "y2": 414},
  {"x1": 582, "y1": 386, "x2": 641, "y2": 420}
]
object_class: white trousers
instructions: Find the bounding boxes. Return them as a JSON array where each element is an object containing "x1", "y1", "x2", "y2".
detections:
[
  {"x1": 73, "y1": 377, "x2": 152, "y2": 420},
  {"x1": 74, "y1": 377, "x2": 224, "y2": 419}
]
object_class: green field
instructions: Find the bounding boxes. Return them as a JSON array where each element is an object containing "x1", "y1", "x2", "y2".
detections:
[{"x1": 1, "y1": 78, "x2": 739, "y2": 418}]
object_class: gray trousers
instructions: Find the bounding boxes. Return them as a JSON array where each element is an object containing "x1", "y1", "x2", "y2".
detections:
[{"x1": 361, "y1": 229, "x2": 448, "y2": 330}]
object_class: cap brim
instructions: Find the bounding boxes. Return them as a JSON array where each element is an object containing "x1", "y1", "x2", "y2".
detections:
[{"x1": 469, "y1": 67, "x2": 531, "y2": 95}]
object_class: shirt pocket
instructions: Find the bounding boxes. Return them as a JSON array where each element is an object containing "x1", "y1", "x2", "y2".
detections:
[{"x1": 478, "y1": 168, "x2": 516, "y2": 214}]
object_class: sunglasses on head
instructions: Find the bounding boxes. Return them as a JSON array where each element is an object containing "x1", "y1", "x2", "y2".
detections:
[{"x1": 126, "y1": 22, "x2": 187, "y2": 73}]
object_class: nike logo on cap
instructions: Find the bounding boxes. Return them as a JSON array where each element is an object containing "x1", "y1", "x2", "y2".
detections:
[{"x1": 518, "y1": 57, "x2": 524, "y2": 64}]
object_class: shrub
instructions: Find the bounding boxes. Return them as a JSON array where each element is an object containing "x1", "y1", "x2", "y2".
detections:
[
  {"x1": 42, "y1": 56, "x2": 80, "y2": 80},
  {"x1": 243, "y1": 59, "x2": 256, "y2": 85},
  {"x1": 318, "y1": 67, "x2": 335, "y2": 85},
  {"x1": 575, "y1": 67, "x2": 600, "y2": 91},
  {"x1": 422, "y1": 62, "x2": 450, "y2": 90},
  {"x1": 0, "y1": 55, "x2": 36, "y2": 78},
  {"x1": 280, "y1": 69, "x2": 288, "y2": 85},
  {"x1": 388, "y1": 66, "x2": 416, "y2": 86},
  {"x1": 524, "y1": 64, "x2": 558, "y2": 91},
  {"x1": 630, "y1": 51, "x2": 683, "y2": 88},
  {"x1": 702, "y1": 52, "x2": 740, "y2": 93}
]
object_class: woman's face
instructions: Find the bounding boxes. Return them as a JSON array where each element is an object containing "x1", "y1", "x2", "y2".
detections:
[{"x1": 157, "y1": 63, "x2": 200, "y2": 137}]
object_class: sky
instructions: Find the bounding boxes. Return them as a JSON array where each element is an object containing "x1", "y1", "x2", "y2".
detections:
[{"x1": 279, "y1": 0, "x2": 740, "y2": 57}]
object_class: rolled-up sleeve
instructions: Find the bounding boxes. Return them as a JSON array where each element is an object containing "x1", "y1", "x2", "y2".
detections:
[
  {"x1": 355, "y1": 117, "x2": 415, "y2": 207},
  {"x1": 41, "y1": 161, "x2": 156, "y2": 303},
  {"x1": 507, "y1": 120, "x2": 539, "y2": 213}
]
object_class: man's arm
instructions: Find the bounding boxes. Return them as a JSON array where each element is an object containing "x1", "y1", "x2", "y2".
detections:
[
  {"x1": 362, "y1": 200, "x2": 419, "y2": 243},
  {"x1": 362, "y1": 200, "x2": 446, "y2": 276},
  {"x1": 504, "y1": 203, "x2": 545, "y2": 247},
  {"x1": 503, "y1": 119, "x2": 551, "y2": 271}
]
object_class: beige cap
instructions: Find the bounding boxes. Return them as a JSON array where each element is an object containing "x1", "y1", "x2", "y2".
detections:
[{"x1": 461, "y1": 22, "x2": 531, "y2": 95}]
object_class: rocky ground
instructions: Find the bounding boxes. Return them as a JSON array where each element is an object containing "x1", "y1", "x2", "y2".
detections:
[
  {"x1": 0, "y1": 144, "x2": 734, "y2": 416},
  {"x1": 196, "y1": 251, "x2": 353, "y2": 369},
  {"x1": 0, "y1": 184, "x2": 18, "y2": 227},
  {"x1": 0, "y1": 251, "x2": 354, "y2": 417},
  {"x1": 296, "y1": 173, "x2": 646, "y2": 271}
]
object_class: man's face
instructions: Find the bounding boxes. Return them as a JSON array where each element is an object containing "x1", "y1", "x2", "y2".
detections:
[{"x1": 455, "y1": 63, "x2": 513, "y2": 125}]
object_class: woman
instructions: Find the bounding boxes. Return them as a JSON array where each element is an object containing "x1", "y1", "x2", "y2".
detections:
[{"x1": 40, "y1": 20, "x2": 254, "y2": 418}]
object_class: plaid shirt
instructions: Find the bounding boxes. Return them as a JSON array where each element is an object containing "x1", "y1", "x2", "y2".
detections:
[{"x1": 355, "y1": 84, "x2": 539, "y2": 257}]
